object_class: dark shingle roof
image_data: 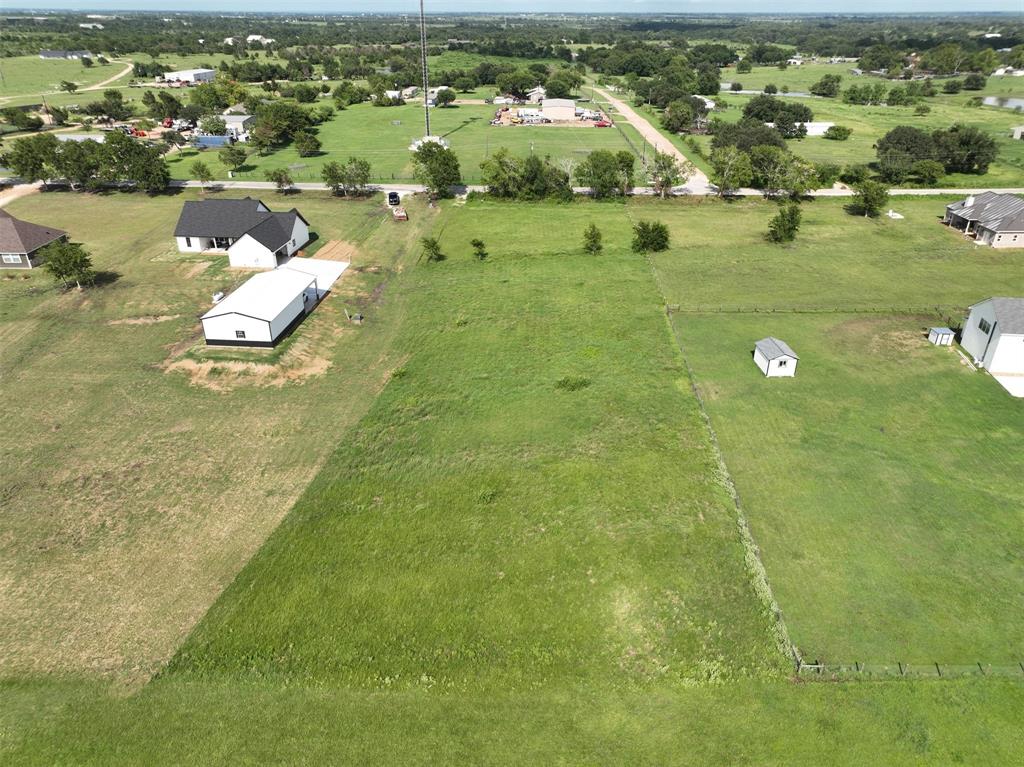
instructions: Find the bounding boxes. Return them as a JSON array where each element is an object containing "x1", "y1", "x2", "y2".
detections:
[
  {"x1": 984, "y1": 297, "x2": 1024, "y2": 335},
  {"x1": 173, "y1": 197, "x2": 272, "y2": 238},
  {"x1": 755, "y1": 337, "x2": 799, "y2": 360},
  {"x1": 244, "y1": 212, "x2": 296, "y2": 251},
  {"x1": 0, "y1": 210, "x2": 66, "y2": 255},
  {"x1": 947, "y1": 192, "x2": 1024, "y2": 233}
]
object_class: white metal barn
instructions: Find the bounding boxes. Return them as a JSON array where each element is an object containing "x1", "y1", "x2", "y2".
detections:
[
  {"x1": 540, "y1": 98, "x2": 577, "y2": 122},
  {"x1": 754, "y1": 337, "x2": 799, "y2": 377},
  {"x1": 162, "y1": 68, "x2": 216, "y2": 83},
  {"x1": 961, "y1": 297, "x2": 1024, "y2": 396},
  {"x1": 201, "y1": 269, "x2": 318, "y2": 347}
]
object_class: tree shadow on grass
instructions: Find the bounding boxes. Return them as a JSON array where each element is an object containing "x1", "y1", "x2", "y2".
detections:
[{"x1": 441, "y1": 116, "x2": 482, "y2": 138}]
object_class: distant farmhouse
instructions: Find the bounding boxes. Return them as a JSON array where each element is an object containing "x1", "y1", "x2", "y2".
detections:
[
  {"x1": 962, "y1": 297, "x2": 1024, "y2": 396},
  {"x1": 174, "y1": 198, "x2": 310, "y2": 269},
  {"x1": 753, "y1": 337, "x2": 799, "y2": 377},
  {"x1": 0, "y1": 210, "x2": 67, "y2": 270},
  {"x1": 943, "y1": 192, "x2": 1024, "y2": 248},
  {"x1": 39, "y1": 50, "x2": 93, "y2": 60}
]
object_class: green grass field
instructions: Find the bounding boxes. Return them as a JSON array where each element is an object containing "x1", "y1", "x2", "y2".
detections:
[
  {"x1": 166, "y1": 100, "x2": 646, "y2": 183},
  {"x1": 2, "y1": 192, "x2": 1023, "y2": 762},
  {"x1": 0, "y1": 55, "x2": 130, "y2": 103}
]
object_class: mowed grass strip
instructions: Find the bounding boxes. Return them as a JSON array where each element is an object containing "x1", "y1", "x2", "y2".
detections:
[
  {"x1": 639, "y1": 196, "x2": 1024, "y2": 311},
  {"x1": 677, "y1": 312, "x2": 1024, "y2": 663},
  {"x1": 170, "y1": 198, "x2": 783, "y2": 689}
]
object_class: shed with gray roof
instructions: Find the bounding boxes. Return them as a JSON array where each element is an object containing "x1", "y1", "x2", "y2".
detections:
[
  {"x1": 754, "y1": 337, "x2": 799, "y2": 377},
  {"x1": 944, "y1": 192, "x2": 1024, "y2": 248}
]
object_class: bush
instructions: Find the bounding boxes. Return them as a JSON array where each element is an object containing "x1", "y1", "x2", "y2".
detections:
[
  {"x1": 942, "y1": 79, "x2": 963, "y2": 94},
  {"x1": 471, "y1": 239, "x2": 487, "y2": 260},
  {"x1": 730, "y1": 81, "x2": 743, "y2": 91},
  {"x1": 763, "y1": 84, "x2": 778, "y2": 94},
  {"x1": 767, "y1": 202, "x2": 802, "y2": 243},
  {"x1": 583, "y1": 223, "x2": 602, "y2": 254},
  {"x1": 851, "y1": 180, "x2": 890, "y2": 217},
  {"x1": 631, "y1": 221, "x2": 670, "y2": 253},
  {"x1": 914, "y1": 103, "x2": 932, "y2": 116},
  {"x1": 911, "y1": 159, "x2": 945, "y2": 184},
  {"x1": 839, "y1": 164, "x2": 870, "y2": 185},
  {"x1": 814, "y1": 162, "x2": 842, "y2": 187},
  {"x1": 555, "y1": 375, "x2": 591, "y2": 392},
  {"x1": 963, "y1": 73, "x2": 987, "y2": 91},
  {"x1": 823, "y1": 125, "x2": 852, "y2": 141}
]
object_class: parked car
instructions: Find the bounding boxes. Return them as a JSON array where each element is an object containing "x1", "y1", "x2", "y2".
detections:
[
  {"x1": 595, "y1": 120, "x2": 612, "y2": 128},
  {"x1": 387, "y1": 191, "x2": 401, "y2": 206}
]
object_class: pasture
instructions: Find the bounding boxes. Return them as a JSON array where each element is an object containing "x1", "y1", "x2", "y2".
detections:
[
  {"x1": 166, "y1": 100, "x2": 650, "y2": 183},
  {"x1": 0, "y1": 188, "x2": 436, "y2": 679},
  {"x1": 0, "y1": 55, "x2": 130, "y2": 103}
]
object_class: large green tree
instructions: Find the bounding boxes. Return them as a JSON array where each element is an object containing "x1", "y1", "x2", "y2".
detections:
[{"x1": 412, "y1": 142, "x2": 462, "y2": 198}]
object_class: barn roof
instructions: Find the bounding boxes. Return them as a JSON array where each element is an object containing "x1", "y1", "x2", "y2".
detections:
[
  {"x1": 947, "y1": 192, "x2": 1024, "y2": 233},
  {"x1": 755, "y1": 337, "x2": 799, "y2": 360},
  {"x1": 0, "y1": 210, "x2": 66, "y2": 255},
  {"x1": 201, "y1": 269, "x2": 316, "y2": 322}
]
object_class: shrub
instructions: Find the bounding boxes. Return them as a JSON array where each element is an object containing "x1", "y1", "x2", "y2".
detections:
[
  {"x1": 823, "y1": 125, "x2": 852, "y2": 141},
  {"x1": 942, "y1": 79, "x2": 962, "y2": 94},
  {"x1": 420, "y1": 237, "x2": 445, "y2": 263},
  {"x1": 730, "y1": 81, "x2": 743, "y2": 91},
  {"x1": 963, "y1": 73, "x2": 987, "y2": 91},
  {"x1": 814, "y1": 162, "x2": 842, "y2": 187},
  {"x1": 555, "y1": 375, "x2": 591, "y2": 392},
  {"x1": 839, "y1": 164, "x2": 870, "y2": 185},
  {"x1": 631, "y1": 221, "x2": 670, "y2": 253},
  {"x1": 764, "y1": 83, "x2": 778, "y2": 94},
  {"x1": 471, "y1": 239, "x2": 487, "y2": 260},
  {"x1": 767, "y1": 202, "x2": 802, "y2": 243},
  {"x1": 852, "y1": 180, "x2": 890, "y2": 217},
  {"x1": 583, "y1": 223, "x2": 602, "y2": 254}
]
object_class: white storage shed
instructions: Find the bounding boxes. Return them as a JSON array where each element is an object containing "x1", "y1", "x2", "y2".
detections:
[
  {"x1": 201, "y1": 269, "x2": 318, "y2": 347},
  {"x1": 754, "y1": 337, "x2": 799, "y2": 377},
  {"x1": 928, "y1": 327, "x2": 955, "y2": 346}
]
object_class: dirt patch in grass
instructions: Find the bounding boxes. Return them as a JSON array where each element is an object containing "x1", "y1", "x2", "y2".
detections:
[
  {"x1": 308, "y1": 240, "x2": 361, "y2": 262},
  {"x1": 108, "y1": 314, "x2": 181, "y2": 326},
  {"x1": 184, "y1": 261, "x2": 212, "y2": 279}
]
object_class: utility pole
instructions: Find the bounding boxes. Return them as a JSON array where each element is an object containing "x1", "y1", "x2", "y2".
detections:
[{"x1": 419, "y1": 0, "x2": 431, "y2": 137}]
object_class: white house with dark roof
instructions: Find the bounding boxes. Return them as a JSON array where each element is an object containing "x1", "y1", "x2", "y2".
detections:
[
  {"x1": 754, "y1": 337, "x2": 799, "y2": 377},
  {"x1": 944, "y1": 192, "x2": 1024, "y2": 248},
  {"x1": 961, "y1": 298, "x2": 1024, "y2": 396},
  {"x1": 174, "y1": 197, "x2": 310, "y2": 269}
]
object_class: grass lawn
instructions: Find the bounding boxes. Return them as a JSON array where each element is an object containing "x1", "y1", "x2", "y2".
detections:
[
  {"x1": 0, "y1": 56, "x2": 129, "y2": 103},
  {"x1": 640, "y1": 196, "x2": 1024, "y2": 311},
  {"x1": 166, "y1": 100, "x2": 645, "y2": 183},
  {"x1": 676, "y1": 312, "x2": 1024, "y2": 664},
  {"x1": 0, "y1": 188, "x2": 437, "y2": 679}
]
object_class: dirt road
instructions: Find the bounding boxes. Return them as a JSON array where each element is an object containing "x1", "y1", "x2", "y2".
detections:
[
  {"x1": 82, "y1": 60, "x2": 134, "y2": 91},
  {"x1": 591, "y1": 85, "x2": 713, "y2": 194}
]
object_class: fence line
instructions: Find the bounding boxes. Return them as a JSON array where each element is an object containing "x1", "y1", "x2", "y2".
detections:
[
  {"x1": 797, "y1": 660, "x2": 1024, "y2": 680},
  {"x1": 666, "y1": 305, "x2": 966, "y2": 320}
]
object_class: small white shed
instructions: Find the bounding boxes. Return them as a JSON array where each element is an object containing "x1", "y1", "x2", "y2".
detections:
[
  {"x1": 754, "y1": 337, "x2": 799, "y2": 377},
  {"x1": 928, "y1": 327, "x2": 954, "y2": 346},
  {"x1": 201, "y1": 269, "x2": 318, "y2": 347}
]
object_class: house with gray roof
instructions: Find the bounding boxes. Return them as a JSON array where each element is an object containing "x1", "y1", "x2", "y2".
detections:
[
  {"x1": 961, "y1": 297, "x2": 1024, "y2": 396},
  {"x1": 753, "y1": 337, "x2": 799, "y2": 377},
  {"x1": 173, "y1": 197, "x2": 310, "y2": 269},
  {"x1": 0, "y1": 209, "x2": 67, "y2": 270},
  {"x1": 944, "y1": 192, "x2": 1024, "y2": 248}
]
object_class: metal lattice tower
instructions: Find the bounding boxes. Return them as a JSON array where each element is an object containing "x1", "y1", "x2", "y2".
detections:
[{"x1": 419, "y1": 0, "x2": 431, "y2": 137}]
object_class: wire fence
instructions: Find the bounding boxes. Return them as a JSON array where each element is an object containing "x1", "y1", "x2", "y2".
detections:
[
  {"x1": 797, "y1": 660, "x2": 1024, "y2": 680},
  {"x1": 666, "y1": 305, "x2": 967, "y2": 320}
]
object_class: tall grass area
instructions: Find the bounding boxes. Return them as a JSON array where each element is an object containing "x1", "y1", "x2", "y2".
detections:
[{"x1": 169, "y1": 198, "x2": 782, "y2": 688}]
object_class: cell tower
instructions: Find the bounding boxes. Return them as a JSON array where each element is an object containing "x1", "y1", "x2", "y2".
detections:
[{"x1": 419, "y1": 0, "x2": 430, "y2": 137}]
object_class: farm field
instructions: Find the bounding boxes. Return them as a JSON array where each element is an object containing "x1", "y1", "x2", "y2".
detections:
[
  {"x1": 0, "y1": 55, "x2": 131, "y2": 103},
  {"x1": 676, "y1": 312, "x2": 1024, "y2": 663},
  {"x1": 0, "y1": 188, "x2": 436, "y2": 679},
  {"x1": 166, "y1": 100, "x2": 648, "y2": 183},
  {"x1": 2, "y1": 194, "x2": 1023, "y2": 763}
]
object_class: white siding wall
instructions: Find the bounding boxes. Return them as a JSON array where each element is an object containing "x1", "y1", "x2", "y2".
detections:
[
  {"x1": 176, "y1": 235, "x2": 210, "y2": 253},
  {"x1": 991, "y1": 230, "x2": 1024, "y2": 249},
  {"x1": 753, "y1": 347, "x2": 770, "y2": 376},
  {"x1": 286, "y1": 217, "x2": 310, "y2": 255},
  {"x1": 202, "y1": 313, "x2": 272, "y2": 344},
  {"x1": 268, "y1": 293, "x2": 308, "y2": 339},
  {"x1": 542, "y1": 105, "x2": 576, "y2": 121},
  {"x1": 766, "y1": 356, "x2": 797, "y2": 377},
  {"x1": 227, "y1": 234, "x2": 277, "y2": 269},
  {"x1": 961, "y1": 302, "x2": 999, "y2": 364},
  {"x1": 988, "y1": 333, "x2": 1024, "y2": 374}
]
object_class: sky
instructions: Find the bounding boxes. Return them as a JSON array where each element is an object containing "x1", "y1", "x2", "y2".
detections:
[{"x1": 7, "y1": 1, "x2": 1023, "y2": 13}]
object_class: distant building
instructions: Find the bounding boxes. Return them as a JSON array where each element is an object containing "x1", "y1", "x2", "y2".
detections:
[
  {"x1": 540, "y1": 98, "x2": 576, "y2": 122},
  {"x1": 0, "y1": 210, "x2": 67, "y2": 270},
  {"x1": 222, "y1": 114, "x2": 255, "y2": 139},
  {"x1": 162, "y1": 68, "x2": 216, "y2": 84},
  {"x1": 39, "y1": 50, "x2": 93, "y2": 60},
  {"x1": 78, "y1": 23, "x2": 104, "y2": 30},
  {"x1": 944, "y1": 192, "x2": 1024, "y2": 248},
  {"x1": 246, "y1": 35, "x2": 275, "y2": 45},
  {"x1": 753, "y1": 337, "x2": 799, "y2": 378},
  {"x1": 526, "y1": 86, "x2": 546, "y2": 103}
]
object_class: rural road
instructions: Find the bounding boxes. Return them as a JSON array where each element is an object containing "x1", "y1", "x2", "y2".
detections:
[
  {"x1": 591, "y1": 85, "x2": 714, "y2": 195},
  {"x1": 82, "y1": 61, "x2": 134, "y2": 92}
]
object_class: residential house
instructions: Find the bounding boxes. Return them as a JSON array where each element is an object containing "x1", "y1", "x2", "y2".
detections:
[
  {"x1": 246, "y1": 35, "x2": 275, "y2": 45},
  {"x1": 222, "y1": 114, "x2": 255, "y2": 140},
  {"x1": 174, "y1": 198, "x2": 310, "y2": 269},
  {"x1": 526, "y1": 86, "x2": 546, "y2": 103},
  {"x1": 0, "y1": 210, "x2": 67, "y2": 270},
  {"x1": 753, "y1": 337, "x2": 799, "y2": 377},
  {"x1": 961, "y1": 298, "x2": 1024, "y2": 395},
  {"x1": 943, "y1": 192, "x2": 1024, "y2": 248}
]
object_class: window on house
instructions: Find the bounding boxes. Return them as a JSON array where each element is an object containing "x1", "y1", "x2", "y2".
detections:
[
  {"x1": 2, "y1": 254, "x2": 21, "y2": 264},
  {"x1": 235, "y1": 330, "x2": 246, "y2": 339},
  {"x1": 979, "y1": 318, "x2": 991, "y2": 334},
  {"x1": 185, "y1": 237, "x2": 192, "y2": 248},
  {"x1": 778, "y1": 359, "x2": 787, "y2": 367}
]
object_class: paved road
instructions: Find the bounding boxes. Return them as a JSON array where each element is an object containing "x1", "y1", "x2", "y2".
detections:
[{"x1": 591, "y1": 85, "x2": 714, "y2": 195}]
